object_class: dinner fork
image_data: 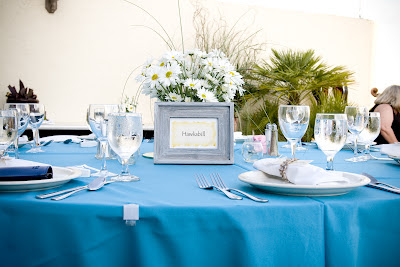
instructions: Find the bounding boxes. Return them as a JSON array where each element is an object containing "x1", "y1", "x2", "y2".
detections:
[
  {"x1": 195, "y1": 174, "x2": 242, "y2": 200},
  {"x1": 211, "y1": 173, "x2": 269, "y2": 203}
]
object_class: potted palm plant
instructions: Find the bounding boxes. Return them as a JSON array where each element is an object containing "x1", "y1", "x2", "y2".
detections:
[{"x1": 237, "y1": 48, "x2": 355, "y2": 141}]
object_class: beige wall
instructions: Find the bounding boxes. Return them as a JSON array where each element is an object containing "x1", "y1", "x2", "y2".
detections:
[{"x1": 0, "y1": 0, "x2": 374, "y2": 127}]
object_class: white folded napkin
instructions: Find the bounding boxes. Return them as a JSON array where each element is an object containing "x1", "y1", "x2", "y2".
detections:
[
  {"x1": 253, "y1": 158, "x2": 351, "y2": 185},
  {"x1": 380, "y1": 144, "x2": 400, "y2": 157},
  {"x1": 0, "y1": 159, "x2": 90, "y2": 177},
  {"x1": 0, "y1": 158, "x2": 48, "y2": 167}
]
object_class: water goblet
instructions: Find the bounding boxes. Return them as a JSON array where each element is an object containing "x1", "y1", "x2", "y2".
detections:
[
  {"x1": 358, "y1": 112, "x2": 381, "y2": 161},
  {"x1": 344, "y1": 106, "x2": 369, "y2": 162},
  {"x1": 87, "y1": 104, "x2": 120, "y2": 176},
  {"x1": 0, "y1": 110, "x2": 18, "y2": 158},
  {"x1": 278, "y1": 105, "x2": 310, "y2": 159},
  {"x1": 107, "y1": 112, "x2": 143, "y2": 182},
  {"x1": 4, "y1": 103, "x2": 30, "y2": 158},
  {"x1": 26, "y1": 103, "x2": 45, "y2": 153},
  {"x1": 314, "y1": 113, "x2": 348, "y2": 170}
]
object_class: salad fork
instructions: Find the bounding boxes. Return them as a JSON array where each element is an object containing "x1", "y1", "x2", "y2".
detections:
[
  {"x1": 211, "y1": 173, "x2": 269, "y2": 203},
  {"x1": 195, "y1": 174, "x2": 242, "y2": 200}
]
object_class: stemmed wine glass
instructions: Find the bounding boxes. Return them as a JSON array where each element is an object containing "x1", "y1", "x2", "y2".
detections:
[
  {"x1": 87, "y1": 104, "x2": 120, "y2": 176},
  {"x1": 358, "y1": 112, "x2": 381, "y2": 161},
  {"x1": 107, "y1": 112, "x2": 143, "y2": 182},
  {"x1": 4, "y1": 103, "x2": 30, "y2": 158},
  {"x1": 26, "y1": 103, "x2": 45, "y2": 153},
  {"x1": 0, "y1": 110, "x2": 18, "y2": 158},
  {"x1": 344, "y1": 106, "x2": 369, "y2": 162},
  {"x1": 278, "y1": 105, "x2": 310, "y2": 159},
  {"x1": 314, "y1": 113, "x2": 348, "y2": 170}
]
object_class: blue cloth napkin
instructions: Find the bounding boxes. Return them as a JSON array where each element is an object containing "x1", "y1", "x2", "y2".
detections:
[{"x1": 0, "y1": 166, "x2": 53, "y2": 181}]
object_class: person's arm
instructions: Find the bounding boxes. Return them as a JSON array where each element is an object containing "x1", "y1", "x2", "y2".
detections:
[{"x1": 374, "y1": 104, "x2": 399, "y2": 143}]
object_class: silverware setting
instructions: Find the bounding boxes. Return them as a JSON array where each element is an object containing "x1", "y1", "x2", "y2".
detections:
[
  {"x1": 210, "y1": 173, "x2": 269, "y2": 202},
  {"x1": 195, "y1": 173, "x2": 242, "y2": 200},
  {"x1": 196, "y1": 173, "x2": 268, "y2": 202},
  {"x1": 362, "y1": 172, "x2": 400, "y2": 194},
  {"x1": 36, "y1": 179, "x2": 114, "y2": 200}
]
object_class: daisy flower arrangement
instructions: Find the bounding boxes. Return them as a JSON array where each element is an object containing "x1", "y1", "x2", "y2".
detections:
[{"x1": 136, "y1": 49, "x2": 245, "y2": 102}]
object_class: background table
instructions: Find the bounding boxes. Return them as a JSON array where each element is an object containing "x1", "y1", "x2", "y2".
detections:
[{"x1": 0, "y1": 142, "x2": 399, "y2": 267}]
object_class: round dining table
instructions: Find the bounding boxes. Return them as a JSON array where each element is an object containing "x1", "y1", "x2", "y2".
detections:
[{"x1": 0, "y1": 140, "x2": 399, "y2": 267}]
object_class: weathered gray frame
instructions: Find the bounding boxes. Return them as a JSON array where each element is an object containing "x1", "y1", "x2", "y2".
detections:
[{"x1": 154, "y1": 102, "x2": 234, "y2": 164}]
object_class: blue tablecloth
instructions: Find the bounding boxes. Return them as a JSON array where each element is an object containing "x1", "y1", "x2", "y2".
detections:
[{"x1": 0, "y1": 142, "x2": 399, "y2": 267}]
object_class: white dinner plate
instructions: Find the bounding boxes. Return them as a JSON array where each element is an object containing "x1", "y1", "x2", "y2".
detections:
[
  {"x1": 0, "y1": 167, "x2": 82, "y2": 192},
  {"x1": 238, "y1": 170, "x2": 370, "y2": 196},
  {"x1": 388, "y1": 155, "x2": 400, "y2": 164}
]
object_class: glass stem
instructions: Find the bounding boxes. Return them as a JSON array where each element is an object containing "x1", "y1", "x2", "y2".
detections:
[
  {"x1": 290, "y1": 140, "x2": 297, "y2": 159},
  {"x1": 33, "y1": 128, "x2": 40, "y2": 148},
  {"x1": 14, "y1": 138, "x2": 19, "y2": 159},
  {"x1": 353, "y1": 135, "x2": 358, "y2": 157},
  {"x1": 364, "y1": 144, "x2": 370, "y2": 155},
  {"x1": 100, "y1": 140, "x2": 108, "y2": 172},
  {"x1": 121, "y1": 159, "x2": 130, "y2": 176},
  {"x1": 326, "y1": 156, "x2": 334, "y2": 171}
]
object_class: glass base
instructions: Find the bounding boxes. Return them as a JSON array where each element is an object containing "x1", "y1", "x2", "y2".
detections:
[
  {"x1": 345, "y1": 156, "x2": 368, "y2": 162},
  {"x1": 91, "y1": 170, "x2": 113, "y2": 177},
  {"x1": 282, "y1": 142, "x2": 307, "y2": 151},
  {"x1": 111, "y1": 174, "x2": 140, "y2": 182},
  {"x1": 26, "y1": 147, "x2": 45, "y2": 153}
]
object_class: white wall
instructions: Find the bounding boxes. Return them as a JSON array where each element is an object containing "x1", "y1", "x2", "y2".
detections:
[
  {"x1": 0, "y1": 0, "x2": 375, "y2": 127},
  {"x1": 222, "y1": 0, "x2": 400, "y2": 102}
]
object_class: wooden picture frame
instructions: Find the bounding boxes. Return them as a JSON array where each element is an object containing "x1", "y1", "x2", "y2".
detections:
[{"x1": 154, "y1": 102, "x2": 234, "y2": 164}]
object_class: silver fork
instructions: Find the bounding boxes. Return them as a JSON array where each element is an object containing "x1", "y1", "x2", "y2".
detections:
[
  {"x1": 195, "y1": 174, "x2": 242, "y2": 200},
  {"x1": 211, "y1": 173, "x2": 269, "y2": 203}
]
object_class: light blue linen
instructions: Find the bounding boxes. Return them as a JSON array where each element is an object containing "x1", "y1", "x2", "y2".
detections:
[{"x1": 0, "y1": 142, "x2": 398, "y2": 266}]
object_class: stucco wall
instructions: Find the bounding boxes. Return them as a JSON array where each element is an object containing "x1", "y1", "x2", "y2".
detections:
[{"x1": 0, "y1": 0, "x2": 374, "y2": 127}]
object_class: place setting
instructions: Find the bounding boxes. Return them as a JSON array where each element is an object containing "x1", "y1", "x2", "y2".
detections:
[
  {"x1": 233, "y1": 105, "x2": 400, "y2": 197},
  {"x1": 0, "y1": 103, "x2": 144, "y2": 199}
]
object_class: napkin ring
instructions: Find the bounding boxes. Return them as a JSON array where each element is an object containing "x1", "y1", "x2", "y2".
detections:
[{"x1": 279, "y1": 158, "x2": 297, "y2": 183}]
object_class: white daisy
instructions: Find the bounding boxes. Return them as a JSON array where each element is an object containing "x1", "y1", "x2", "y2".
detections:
[
  {"x1": 184, "y1": 78, "x2": 201, "y2": 90},
  {"x1": 197, "y1": 88, "x2": 218, "y2": 102},
  {"x1": 160, "y1": 62, "x2": 182, "y2": 87},
  {"x1": 162, "y1": 50, "x2": 183, "y2": 62},
  {"x1": 166, "y1": 93, "x2": 183, "y2": 102},
  {"x1": 146, "y1": 66, "x2": 162, "y2": 88},
  {"x1": 126, "y1": 104, "x2": 135, "y2": 112},
  {"x1": 224, "y1": 70, "x2": 244, "y2": 86}
]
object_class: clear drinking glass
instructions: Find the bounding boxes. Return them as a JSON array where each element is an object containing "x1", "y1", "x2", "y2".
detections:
[
  {"x1": 278, "y1": 105, "x2": 310, "y2": 159},
  {"x1": 26, "y1": 103, "x2": 45, "y2": 153},
  {"x1": 358, "y1": 112, "x2": 381, "y2": 160},
  {"x1": 242, "y1": 140, "x2": 263, "y2": 163},
  {"x1": 314, "y1": 113, "x2": 348, "y2": 170},
  {"x1": 4, "y1": 104, "x2": 30, "y2": 158},
  {"x1": 0, "y1": 110, "x2": 18, "y2": 158},
  {"x1": 87, "y1": 104, "x2": 120, "y2": 176},
  {"x1": 344, "y1": 106, "x2": 369, "y2": 162},
  {"x1": 107, "y1": 112, "x2": 143, "y2": 182}
]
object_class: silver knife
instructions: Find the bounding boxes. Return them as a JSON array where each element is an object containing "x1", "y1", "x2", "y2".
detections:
[{"x1": 365, "y1": 183, "x2": 400, "y2": 194}]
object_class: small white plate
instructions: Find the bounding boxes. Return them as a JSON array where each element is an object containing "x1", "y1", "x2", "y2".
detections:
[
  {"x1": 142, "y1": 152, "x2": 154, "y2": 159},
  {"x1": 238, "y1": 170, "x2": 370, "y2": 196},
  {"x1": 0, "y1": 167, "x2": 82, "y2": 192}
]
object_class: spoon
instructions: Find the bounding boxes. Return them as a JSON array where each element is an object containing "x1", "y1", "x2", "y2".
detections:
[
  {"x1": 51, "y1": 175, "x2": 107, "y2": 200},
  {"x1": 362, "y1": 172, "x2": 400, "y2": 190}
]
